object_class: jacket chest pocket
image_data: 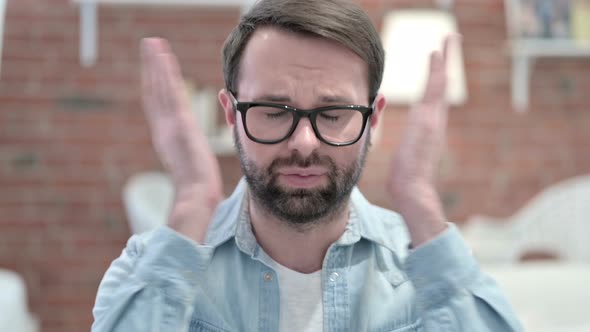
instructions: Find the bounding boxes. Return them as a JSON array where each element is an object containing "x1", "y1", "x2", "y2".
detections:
[
  {"x1": 366, "y1": 269, "x2": 422, "y2": 332},
  {"x1": 189, "y1": 319, "x2": 229, "y2": 332},
  {"x1": 372, "y1": 319, "x2": 423, "y2": 332}
]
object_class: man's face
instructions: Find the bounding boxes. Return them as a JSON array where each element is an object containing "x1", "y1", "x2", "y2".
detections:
[{"x1": 220, "y1": 27, "x2": 384, "y2": 227}]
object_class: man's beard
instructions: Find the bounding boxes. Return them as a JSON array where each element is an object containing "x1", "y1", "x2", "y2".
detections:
[{"x1": 235, "y1": 129, "x2": 370, "y2": 229}]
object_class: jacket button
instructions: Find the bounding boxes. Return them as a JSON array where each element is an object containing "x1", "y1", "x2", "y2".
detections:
[
  {"x1": 263, "y1": 272, "x2": 273, "y2": 282},
  {"x1": 329, "y1": 272, "x2": 339, "y2": 282}
]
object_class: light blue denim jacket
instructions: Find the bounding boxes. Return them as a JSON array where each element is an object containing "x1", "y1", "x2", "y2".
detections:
[{"x1": 92, "y1": 179, "x2": 523, "y2": 331}]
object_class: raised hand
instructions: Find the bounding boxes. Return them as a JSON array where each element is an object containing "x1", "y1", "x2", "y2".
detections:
[
  {"x1": 387, "y1": 36, "x2": 458, "y2": 247},
  {"x1": 140, "y1": 38, "x2": 223, "y2": 244}
]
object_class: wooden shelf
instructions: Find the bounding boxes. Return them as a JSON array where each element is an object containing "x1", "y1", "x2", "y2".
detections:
[
  {"x1": 72, "y1": 0, "x2": 251, "y2": 6},
  {"x1": 72, "y1": 0, "x2": 244, "y2": 155},
  {"x1": 509, "y1": 38, "x2": 590, "y2": 112},
  {"x1": 511, "y1": 38, "x2": 590, "y2": 57},
  {"x1": 504, "y1": 0, "x2": 590, "y2": 111},
  {"x1": 71, "y1": 0, "x2": 255, "y2": 67}
]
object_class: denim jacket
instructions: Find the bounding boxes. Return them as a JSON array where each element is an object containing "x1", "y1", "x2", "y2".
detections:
[{"x1": 92, "y1": 179, "x2": 523, "y2": 331}]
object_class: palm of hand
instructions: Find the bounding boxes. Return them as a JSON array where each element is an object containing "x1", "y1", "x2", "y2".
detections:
[
  {"x1": 140, "y1": 38, "x2": 223, "y2": 243},
  {"x1": 387, "y1": 37, "x2": 455, "y2": 244}
]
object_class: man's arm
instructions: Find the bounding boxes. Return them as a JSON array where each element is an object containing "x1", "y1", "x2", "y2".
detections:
[
  {"x1": 388, "y1": 37, "x2": 523, "y2": 331},
  {"x1": 93, "y1": 38, "x2": 222, "y2": 330},
  {"x1": 403, "y1": 224, "x2": 523, "y2": 331},
  {"x1": 92, "y1": 228, "x2": 211, "y2": 331},
  {"x1": 387, "y1": 38, "x2": 451, "y2": 247}
]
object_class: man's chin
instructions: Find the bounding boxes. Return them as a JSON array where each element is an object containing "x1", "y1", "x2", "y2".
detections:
[
  {"x1": 277, "y1": 174, "x2": 328, "y2": 190},
  {"x1": 275, "y1": 184, "x2": 328, "y2": 198}
]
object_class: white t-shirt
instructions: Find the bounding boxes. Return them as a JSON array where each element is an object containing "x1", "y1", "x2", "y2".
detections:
[{"x1": 272, "y1": 261, "x2": 323, "y2": 332}]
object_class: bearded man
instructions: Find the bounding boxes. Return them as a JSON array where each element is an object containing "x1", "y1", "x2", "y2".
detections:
[{"x1": 92, "y1": 1, "x2": 522, "y2": 331}]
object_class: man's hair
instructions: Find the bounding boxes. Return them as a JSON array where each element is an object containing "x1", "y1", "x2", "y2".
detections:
[{"x1": 221, "y1": 0, "x2": 385, "y2": 104}]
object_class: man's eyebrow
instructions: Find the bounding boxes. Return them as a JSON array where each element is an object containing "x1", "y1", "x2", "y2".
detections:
[
  {"x1": 253, "y1": 95, "x2": 354, "y2": 104},
  {"x1": 254, "y1": 95, "x2": 291, "y2": 103},
  {"x1": 319, "y1": 95, "x2": 354, "y2": 104}
]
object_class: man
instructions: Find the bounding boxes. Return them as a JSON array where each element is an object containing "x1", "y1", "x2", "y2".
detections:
[{"x1": 93, "y1": 0, "x2": 522, "y2": 331}]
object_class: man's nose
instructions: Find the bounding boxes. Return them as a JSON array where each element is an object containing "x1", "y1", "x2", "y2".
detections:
[{"x1": 287, "y1": 118, "x2": 321, "y2": 157}]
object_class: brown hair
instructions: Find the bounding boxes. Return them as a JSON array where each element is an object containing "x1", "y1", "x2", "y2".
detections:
[{"x1": 221, "y1": 0, "x2": 384, "y2": 103}]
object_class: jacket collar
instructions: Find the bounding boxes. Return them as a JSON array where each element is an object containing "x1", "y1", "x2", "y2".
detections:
[{"x1": 205, "y1": 177, "x2": 408, "y2": 257}]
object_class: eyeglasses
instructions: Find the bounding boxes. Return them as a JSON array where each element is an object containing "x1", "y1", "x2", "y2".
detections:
[{"x1": 229, "y1": 92, "x2": 373, "y2": 146}]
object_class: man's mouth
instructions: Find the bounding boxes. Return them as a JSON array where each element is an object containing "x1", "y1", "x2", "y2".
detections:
[{"x1": 277, "y1": 167, "x2": 328, "y2": 188}]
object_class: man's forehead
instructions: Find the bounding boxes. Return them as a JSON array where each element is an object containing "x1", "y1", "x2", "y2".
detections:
[
  {"x1": 245, "y1": 26, "x2": 361, "y2": 59},
  {"x1": 232, "y1": 26, "x2": 371, "y2": 107},
  {"x1": 240, "y1": 27, "x2": 368, "y2": 76}
]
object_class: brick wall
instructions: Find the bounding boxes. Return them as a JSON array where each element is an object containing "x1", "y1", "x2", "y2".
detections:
[{"x1": 0, "y1": 0, "x2": 588, "y2": 331}]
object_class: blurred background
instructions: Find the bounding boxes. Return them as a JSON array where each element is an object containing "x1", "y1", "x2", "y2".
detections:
[{"x1": 0, "y1": 0, "x2": 589, "y2": 331}]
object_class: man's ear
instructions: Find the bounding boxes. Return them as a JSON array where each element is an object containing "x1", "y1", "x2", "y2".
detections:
[
  {"x1": 218, "y1": 89, "x2": 236, "y2": 128},
  {"x1": 370, "y1": 93, "x2": 386, "y2": 129},
  {"x1": 369, "y1": 93, "x2": 386, "y2": 146}
]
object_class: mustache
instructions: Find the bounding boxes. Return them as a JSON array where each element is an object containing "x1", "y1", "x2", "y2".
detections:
[{"x1": 268, "y1": 152, "x2": 335, "y2": 171}]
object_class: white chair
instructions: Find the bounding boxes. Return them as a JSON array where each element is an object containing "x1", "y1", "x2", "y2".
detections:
[
  {"x1": 461, "y1": 175, "x2": 590, "y2": 332},
  {"x1": 485, "y1": 262, "x2": 590, "y2": 332},
  {"x1": 0, "y1": 269, "x2": 38, "y2": 332},
  {"x1": 462, "y1": 175, "x2": 590, "y2": 263},
  {"x1": 122, "y1": 171, "x2": 173, "y2": 234}
]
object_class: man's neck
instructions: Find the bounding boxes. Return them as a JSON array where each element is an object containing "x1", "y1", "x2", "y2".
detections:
[{"x1": 248, "y1": 194, "x2": 350, "y2": 274}]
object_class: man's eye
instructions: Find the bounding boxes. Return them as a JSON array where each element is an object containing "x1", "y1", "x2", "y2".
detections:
[
  {"x1": 319, "y1": 113, "x2": 340, "y2": 122},
  {"x1": 265, "y1": 111, "x2": 289, "y2": 119}
]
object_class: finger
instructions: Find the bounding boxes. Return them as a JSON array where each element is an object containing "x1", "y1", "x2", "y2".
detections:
[
  {"x1": 425, "y1": 33, "x2": 462, "y2": 105},
  {"x1": 158, "y1": 52, "x2": 216, "y2": 162},
  {"x1": 152, "y1": 37, "x2": 172, "y2": 53},
  {"x1": 140, "y1": 38, "x2": 154, "y2": 111},
  {"x1": 141, "y1": 38, "x2": 168, "y2": 89},
  {"x1": 443, "y1": 33, "x2": 462, "y2": 62},
  {"x1": 141, "y1": 38, "x2": 166, "y2": 128},
  {"x1": 421, "y1": 50, "x2": 446, "y2": 104},
  {"x1": 150, "y1": 44, "x2": 188, "y2": 126},
  {"x1": 441, "y1": 35, "x2": 450, "y2": 65},
  {"x1": 422, "y1": 33, "x2": 458, "y2": 105},
  {"x1": 155, "y1": 53, "x2": 181, "y2": 115},
  {"x1": 141, "y1": 37, "x2": 175, "y2": 109}
]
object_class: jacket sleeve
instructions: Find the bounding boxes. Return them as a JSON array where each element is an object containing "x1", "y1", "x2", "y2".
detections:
[
  {"x1": 403, "y1": 224, "x2": 524, "y2": 332},
  {"x1": 92, "y1": 226, "x2": 214, "y2": 332}
]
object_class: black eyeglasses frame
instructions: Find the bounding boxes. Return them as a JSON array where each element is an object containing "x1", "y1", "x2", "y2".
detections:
[{"x1": 228, "y1": 92, "x2": 374, "y2": 147}]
